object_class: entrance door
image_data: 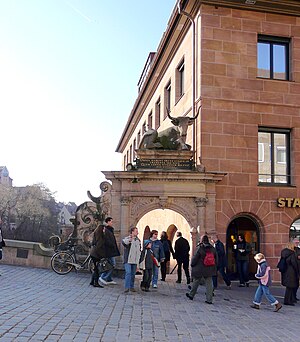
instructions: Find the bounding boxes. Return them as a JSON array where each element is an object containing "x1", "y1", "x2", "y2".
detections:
[{"x1": 226, "y1": 216, "x2": 260, "y2": 280}]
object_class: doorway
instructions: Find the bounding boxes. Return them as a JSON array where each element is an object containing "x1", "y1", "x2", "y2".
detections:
[{"x1": 226, "y1": 215, "x2": 260, "y2": 280}]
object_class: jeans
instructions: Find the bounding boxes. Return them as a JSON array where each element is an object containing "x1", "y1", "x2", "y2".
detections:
[
  {"x1": 100, "y1": 257, "x2": 116, "y2": 281},
  {"x1": 152, "y1": 265, "x2": 159, "y2": 286},
  {"x1": 189, "y1": 276, "x2": 213, "y2": 303},
  {"x1": 212, "y1": 266, "x2": 231, "y2": 288},
  {"x1": 253, "y1": 284, "x2": 278, "y2": 305},
  {"x1": 236, "y1": 260, "x2": 249, "y2": 284},
  {"x1": 124, "y1": 263, "x2": 137, "y2": 289}
]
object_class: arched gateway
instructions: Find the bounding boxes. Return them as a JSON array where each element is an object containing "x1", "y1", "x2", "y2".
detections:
[{"x1": 96, "y1": 150, "x2": 226, "y2": 269}]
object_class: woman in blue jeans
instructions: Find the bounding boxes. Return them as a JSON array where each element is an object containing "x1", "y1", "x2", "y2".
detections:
[
  {"x1": 122, "y1": 227, "x2": 141, "y2": 293},
  {"x1": 149, "y1": 230, "x2": 165, "y2": 288},
  {"x1": 250, "y1": 253, "x2": 282, "y2": 312}
]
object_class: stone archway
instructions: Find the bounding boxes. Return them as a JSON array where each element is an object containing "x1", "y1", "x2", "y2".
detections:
[{"x1": 100, "y1": 169, "x2": 225, "y2": 264}]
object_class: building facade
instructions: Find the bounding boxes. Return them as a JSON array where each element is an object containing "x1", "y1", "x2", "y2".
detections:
[{"x1": 115, "y1": 0, "x2": 300, "y2": 279}]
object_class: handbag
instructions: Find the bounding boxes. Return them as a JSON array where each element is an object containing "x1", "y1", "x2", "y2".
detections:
[{"x1": 97, "y1": 258, "x2": 114, "y2": 273}]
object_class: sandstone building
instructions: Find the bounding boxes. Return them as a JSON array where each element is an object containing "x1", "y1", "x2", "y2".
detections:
[{"x1": 112, "y1": 0, "x2": 300, "y2": 280}]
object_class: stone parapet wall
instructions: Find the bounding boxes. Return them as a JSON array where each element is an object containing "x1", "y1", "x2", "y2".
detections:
[{"x1": 1, "y1": 239, "x2": 53, "y2": 269}]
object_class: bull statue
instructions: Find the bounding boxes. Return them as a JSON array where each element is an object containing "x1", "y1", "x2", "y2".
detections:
[{"x1": 139, "y1": 105, "x2": 201, "y2": 151}]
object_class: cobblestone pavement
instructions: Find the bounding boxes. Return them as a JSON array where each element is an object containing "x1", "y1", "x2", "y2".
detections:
[{"x1": 0, "y1": 264, "x2": 299, "y2": 342}]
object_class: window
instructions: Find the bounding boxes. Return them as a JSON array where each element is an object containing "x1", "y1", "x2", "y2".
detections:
[
  {"x1": 258, "y1": 143, "x2": 264, "y2": 162},
  {"x1": 148, "y1": 111, "x2": 153, "y2": 129},
  {"x1": 257, "y1": 35, "x2": 290, "y2": 80},
  {"x1": 155, "y1": 97, "x2": 161, "y2": 129},
  {"x1": 258, "y1": 128, "x2": 291, "y2": 184},
  {"x1": 142, "y1": 122, "x2": 147, "y2": 134},
  {"x1": 176, "y1": 59, "x2": 185, "y2": 101},
  {"x1": 129, "y1": 145, "x2": 132, "y2": 163},
  {"x1": 137, "y1": 131, "x2": 141, "y2": 146},
  {"x1": 164, "y1": 81, "x2": 171, "y2": 119},
  {"x1": 133, "y1": 138, "x2": 136, "y2": 157}
]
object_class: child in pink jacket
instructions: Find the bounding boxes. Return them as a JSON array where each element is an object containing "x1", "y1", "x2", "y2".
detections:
[{"x1": 250, "y1": 253, "x2": 282, "y2": 312}]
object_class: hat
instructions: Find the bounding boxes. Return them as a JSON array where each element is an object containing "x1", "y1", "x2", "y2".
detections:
[{"x1": 144, "y1": 239, "x2": 151, "y2": 247}]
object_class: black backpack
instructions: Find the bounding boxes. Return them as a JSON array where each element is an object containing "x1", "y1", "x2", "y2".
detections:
[{"x1": 277, "y1": 257, "x2": 287, "y2": 273}]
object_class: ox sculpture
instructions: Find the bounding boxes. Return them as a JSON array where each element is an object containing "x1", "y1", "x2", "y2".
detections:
[{"x1": 139, "y1": 106, "x2": 200, "y2": 151}]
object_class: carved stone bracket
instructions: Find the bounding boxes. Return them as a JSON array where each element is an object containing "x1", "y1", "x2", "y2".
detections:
[
  {"x1": 195, "y1": 197, "x2": 208, "y2": 207},
  {"x1": 121, "y1": 196, "x2": 132, "y2": 206},
  {"x1": 159, "y1": 196, "x2": 169, "y2": 209}
]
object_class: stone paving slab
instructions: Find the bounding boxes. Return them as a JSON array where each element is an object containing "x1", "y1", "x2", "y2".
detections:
[{"x1": 0, "y1": 264, "x2": 299, "y2": 341}]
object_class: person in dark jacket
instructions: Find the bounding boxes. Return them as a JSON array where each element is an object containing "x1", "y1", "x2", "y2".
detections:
[
  {"x1": 234, "y1": 234, "x2": 252, "y2": 287},
  {"x1": 281, "y1": 242, "x2": 299, "y2": 305},
  {"x1": 293, "y1": 237, "x2": 300, "y2": 300},
  {"x1": 186, "y1": 235, "x2": 218, "y2": 304},
  {"x1": 174, "y1": 231, "x2": 190, "y2": 284},
  {"x1": 139, "y1": 240, "x2": 155, "y2": 292},
  {"x1": 89, "y1": 219, "x2": 106, "y2": 288},
  {"x1": 99, "y1": 217, "x2": 120, "y2": 286},
  {"x1": 211, "y1": 234, "x2": 231, "y2": 289},
  {"x1": 160, "y1": 231, "x2": 175, "y2": 282},
  {"x1": 150, "y1": 230, "x2": 165, "y2": 288}
]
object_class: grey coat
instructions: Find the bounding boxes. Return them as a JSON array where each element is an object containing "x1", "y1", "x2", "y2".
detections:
[{"x1": 191, "y1": 243, "x2": 218, "y2": 279}]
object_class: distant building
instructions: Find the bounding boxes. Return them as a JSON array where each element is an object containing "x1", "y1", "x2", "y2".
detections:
[
  {"x1": 57, "y1": 202, "x2": 77, "y2": 239},
  {"x1": 0, "y1": 166, "x2": 13, "y2": 187}
]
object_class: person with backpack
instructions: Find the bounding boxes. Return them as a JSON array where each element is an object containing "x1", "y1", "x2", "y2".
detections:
[
  {"x1": 280, "y1": 242, "x2": 299, "y2": 305},
  {"x1": 160, "y1": 231, "x2": 175, "y2": 282},
  {"x1": 185, "y1": 235, "x2": 218, "y2": 304}
]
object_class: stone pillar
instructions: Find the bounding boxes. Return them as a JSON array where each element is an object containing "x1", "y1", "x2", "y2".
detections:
[{"x1": 192, "y1": 197, "x2": 208, "y2": 255}]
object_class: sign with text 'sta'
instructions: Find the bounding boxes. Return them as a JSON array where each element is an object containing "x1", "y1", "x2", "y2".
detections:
[{"x1": 277, "y1": 198, "x2": 300, "y2": 208}]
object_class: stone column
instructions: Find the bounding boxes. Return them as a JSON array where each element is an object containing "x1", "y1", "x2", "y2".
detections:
[{"x1": 192, "y1": 197, "x2": 208, "y2": 255}]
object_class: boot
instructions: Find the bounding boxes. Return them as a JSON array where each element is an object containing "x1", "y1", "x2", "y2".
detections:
[
  {"x1": 274, "y1": 302, "x2": 282, "y2": 312},
  {"x1": 250, "y1": 304, "x2": 260, "y2": 309}
]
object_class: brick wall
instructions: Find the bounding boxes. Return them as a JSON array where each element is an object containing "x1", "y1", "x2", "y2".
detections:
[{"x1": 200, "y1": 5, "x2": 300, "y2": 276}]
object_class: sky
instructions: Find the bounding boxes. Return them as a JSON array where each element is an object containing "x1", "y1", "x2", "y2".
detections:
[{"x1": 0, "y1": 0, "x2": 176, "y2": 205}]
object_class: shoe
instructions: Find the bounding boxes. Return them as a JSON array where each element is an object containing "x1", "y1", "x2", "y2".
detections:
[
  {"x1": 160, "y1": 279, "x2": 165, "y2": 281},
  {"x1": 176, "y1": 280, "x2": 181, "y2": 284},
  {"x1": 188, "y1": 285, "x2": 192, "y2": 291},
  {"x1": 130, "y1": 288, "x2": 137, "y2": 292},
  {"x1": 124, "y1": 289, "x2": 129, "y2": 293},
  {"x1": 99, "y1": 278, "x2": 108, "y2": 285},
  {"x1": 153, "y1": 284, "x2": 157, "y2": 288},
  {"x1": 246, "y1": 282, "x2": 250, "y2": 287},
  {"x1": 145, "y1": 288, "x2": 150, "y2": 292},
  {"x1": 250, "y1": 304, "x2": 260, "y2": 310},
  {"x1": 238, "y1": 284, "x2": 245, "y2": 287},
  {"x1": 93, "y1": 283, "x2": 104, "y2": 288},
  {"x1": 205, "y1": 301, "x2": 213, "y2": 304},
  {"x1": 106, "y1": 280, "x2": 117, "y2": 285},
  {"x1": 186, "y1": 293, "x2": 193, "y2": 301},
  {"x1": 274, "y1": 303, "x2": 282, "y2": 312},
  {"x1": 226, "y1": 285, "x2": 231, "y2": 290}
]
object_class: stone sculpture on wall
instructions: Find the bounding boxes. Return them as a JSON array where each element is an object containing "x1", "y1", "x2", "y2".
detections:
[{"x1": 139, "y1": 106, "x2": 200, "y2": 151}]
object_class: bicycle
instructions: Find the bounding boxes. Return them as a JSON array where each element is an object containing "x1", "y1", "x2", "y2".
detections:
[{"x1": 50, "y1": 238, "x2": 93, "y2": 275}]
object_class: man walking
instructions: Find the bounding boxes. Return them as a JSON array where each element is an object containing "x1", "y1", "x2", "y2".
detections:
[
  {"x1": 174, "y1": 231, "x2": 190, "y2": 284},
  {"x1": 211, "y1": 234, "x2": 231, "y2": 289},
  {"x1": 99, "y1": 217, "x2": 120, "y2": 285}
]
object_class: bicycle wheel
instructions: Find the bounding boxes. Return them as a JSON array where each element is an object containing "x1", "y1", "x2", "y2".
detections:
[{"x1": 51, "y1": 251, "x2": 75, "y2": 275}]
